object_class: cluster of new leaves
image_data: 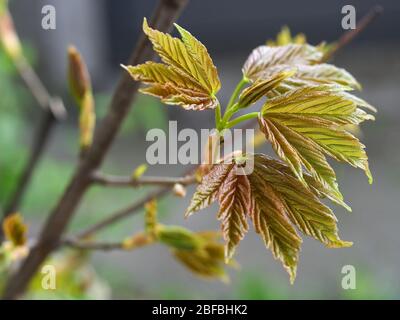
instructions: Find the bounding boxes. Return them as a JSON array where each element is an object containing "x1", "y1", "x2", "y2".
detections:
[{"x1": 126, "y1": 20, "x2": 375, "y2": 282}]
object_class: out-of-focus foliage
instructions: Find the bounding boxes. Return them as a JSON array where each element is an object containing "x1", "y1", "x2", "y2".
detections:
[
  {"x1": 144, "y1": 199, "x2": 231, "y2": 281},
  {"x1": 95, "y1": 93, "x2": 168, "y2": 134},
  {"x1": 0, "y1": 50, "x2": 29, "y2": 203},
  {"x1": 27, "y1": 251, "x2": 111, "y2": 300},
  {"x1": 266, "y1": 26, "x2": 306, "y2": 47},
  {"x1": 0, "y1": 212, "x2": 29, "y2": 292},
  {"x1": 2, "y1": 212, "x2": 27, "y2": 246},
  {"x1": 131, "y1": 163, "x2": 148, "y2": 180},
  {"x1": 0, "y1": 1, "x2": 22, "y2": 60}
]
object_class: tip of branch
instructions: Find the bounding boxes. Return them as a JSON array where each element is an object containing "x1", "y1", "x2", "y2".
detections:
[
  {"x1": 49, "y1": 96, "x2": 67, "y2": 120},
  {"x1": 372, "y1": 5, "x2": 384, "y2": 15}
]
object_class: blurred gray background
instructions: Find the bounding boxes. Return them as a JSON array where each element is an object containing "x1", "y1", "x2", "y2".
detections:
[{"x1": 2, "y1": 0, "x2": 399, "y2": 299}]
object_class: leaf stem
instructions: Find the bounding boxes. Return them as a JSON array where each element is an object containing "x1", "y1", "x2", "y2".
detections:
[
  {"x1": 216, "y1": 77, "x2": 249, "y2": 130},
  {"x1": 215, "y1": 102, "x2": 221, "y2": 129},
  {"x1": 226, "y1": 112, "x2": 259, "y2": 128},
  {"x1": 226, "y1": 77, "x2": 248, "y2": 110}
]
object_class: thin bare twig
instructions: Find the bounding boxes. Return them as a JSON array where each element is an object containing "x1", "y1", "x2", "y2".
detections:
[
  {"x1": 1, "y1": 57, "x2": 66, "y2": 236},
  {"x1": 2, "y1": 0, "x2": 188, "y2": 300},
  {"x1": 62, "y1": 232, "x2": 154, "y2": 252},
  {"x1": 76, "y1": 187, "x2": 171, "y2": 240},
  {"x1": 321, "y1": 5, "x2": 383, "y2": 62},
  {"x1": 14, "y1": 56, "x2": 66, "y2": 119},
  {"x1": 91, "y1": 171, "x2": 196, "y2": 188},
  {"x1": 63, "y1": 239, "x2": 124, "y2": 251}
]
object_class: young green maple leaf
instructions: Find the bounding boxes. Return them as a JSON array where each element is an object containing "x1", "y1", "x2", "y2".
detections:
[
  {"x1": 124, "y1": 18, "x2": 220, "y2": 110},
  {"x1": 242, "y1": 43, "x2": 367, "y2": 99},
  {"x1": 258, "y1": 84, "x2": 374, "y2": 204},
  {"x1": 242, "y1": 44, "x2": 322, "y2": 82},
  {"x1": 238, "y1": 69, "x2": 296, "y2": 108},
  {"x1": 186, "y1": 154, "x2": 351, "y2": 283}
]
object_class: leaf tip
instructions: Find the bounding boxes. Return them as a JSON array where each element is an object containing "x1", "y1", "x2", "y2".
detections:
[{"x1": 288, "y1": 266, "x2": 297, "y2": 285}]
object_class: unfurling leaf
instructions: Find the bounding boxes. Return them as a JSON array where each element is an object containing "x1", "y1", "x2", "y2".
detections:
[
  {"x1": 0, "y1": 5, "x2": 22, "y2": 60},
  {"x1": 68, "y1": 46, "x2": 95, "y2": 149},
  {"x1": 266, "y1": 26, "x2": 306, "y2": 47},
  {"x1": 142, "y1": 197, "x2": 230, "y2": 281},
  {"x1": 238, "y1": 69, "x2": 296, "y2": 108},
  {"x1": 156, "y1": 225, "x2": 204, "y2": 251},
  {"x1": 124, "y1": 18, "x2": 220, "y2": 111},
  {"x1": 132, "y1": 163, "x2": 148, "y2": 180},
  {"x1": 172, "y1": 231, "x2": 229, "y2": 282},
  {"x1": 186, "y1": 153, "x2": 352, "y2": 283},
  {"x1": 258, "y1": 85, "x2": 374, "y2": 204},
  {"x1": 2, "y1": 212, "x2": 28, "y2": 247}
]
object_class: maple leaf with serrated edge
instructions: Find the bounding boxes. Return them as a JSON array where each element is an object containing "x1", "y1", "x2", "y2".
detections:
[
  {"x1": 242, "y1": 44, "x2": 323, "y2": 82},
  {"x1": 186, "y1": 154, "x2": 352, "y2": 283},
  {"x1": 258, "y1": 85, "x2": 374, "y2": 204},
  {"x1": 242, "y1": 43, "x2": 368, "y2": 103},
  {"x1": 238, "y1": 69, "x2": 296, "y2": 108},
  {"x1": 123, "y1": 18, "x2": 220, "y2": 111}
]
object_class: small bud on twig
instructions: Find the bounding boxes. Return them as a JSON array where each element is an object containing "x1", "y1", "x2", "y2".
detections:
[
  {"x1": 0, "y1": 4, "x2": 22, "y2": 60},
  {"x1": 68, "y1": 46, "x2": 95, "y2": 150}
]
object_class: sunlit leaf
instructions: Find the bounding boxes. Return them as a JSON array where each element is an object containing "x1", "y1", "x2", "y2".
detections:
[
  {"x1": 186, "y1": 153, "x2": 352, "y2": 282},
  {"x1": 238, "y1": 69, "x2": 295, "y2": 108},
  {"x1": 125, "y1": 18, "x2": 220, "y2": 111},
  {"x1": 242, "y1": 44, "x2": 322, "y2": 81},
  {"x1": 258, "y1": 85, "x2": 374, "y2": 205}
]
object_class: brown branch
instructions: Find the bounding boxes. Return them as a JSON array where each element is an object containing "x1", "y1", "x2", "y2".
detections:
[
  {"x1": 2, "y1": 0, "x2": 188, "y2": 300},
  {"x1": 2, "y1": 110, "x2": 54, "y2": 217},
  {"x1": 321, "y1": 5, "x2": 383, "y2": 62},
  {"x1": 91, "y1": 171, "x2": 196, "y2": 188}
]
